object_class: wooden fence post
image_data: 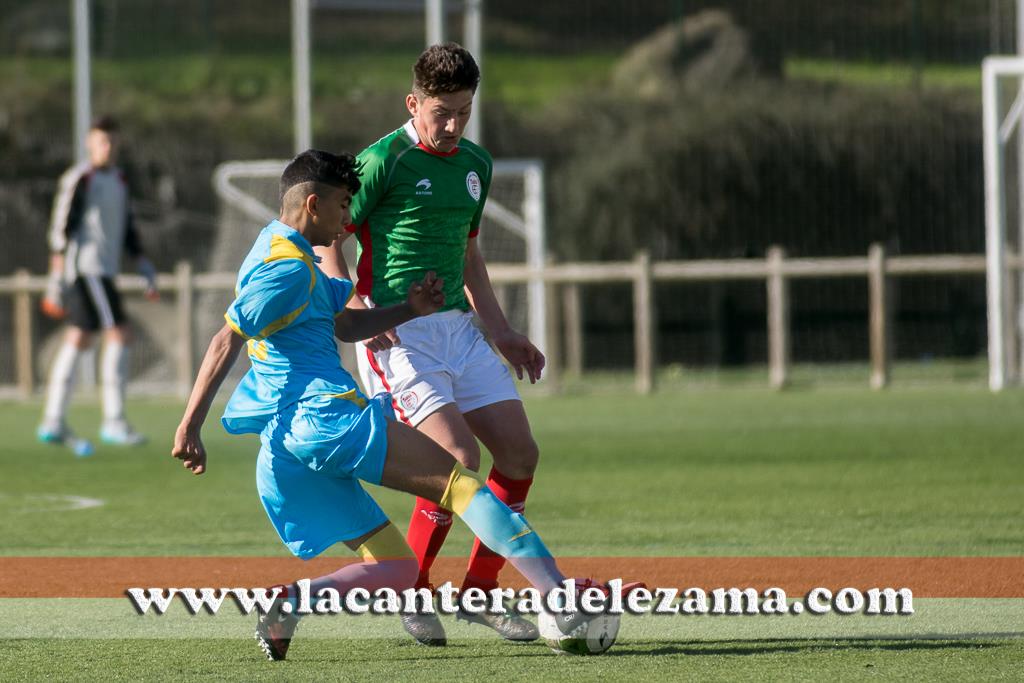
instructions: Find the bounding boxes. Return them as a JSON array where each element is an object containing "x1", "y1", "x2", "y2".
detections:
[
  {"x1": 634, "y1": 251, "x2": 655, "y2": 394},
  {"x1": 175, "y1": 261, "x2": 194, "y2": 399},
  {"x1": 868, "y1": 243, "x2": 891, "y2": 389},
  {"x1": 766, "y1": 246, "x2": 790, "y2": 390},
  {"x1": 562, "y1": 283, "x2": 583, "y2": 377},
  {"x1": 543, "y1": 257, "x2": 562, "y2": 393},
  {"x1": 14, "y1": 269, "x2": 34, "y2": 398}
]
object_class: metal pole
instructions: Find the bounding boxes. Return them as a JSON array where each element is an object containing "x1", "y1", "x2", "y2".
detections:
[
  {"x1": 72, "y1": 0, "x2": 91, "y2": 164},
  {"x1": 524, "y1": 164, "x2": 547, "y2": 358},
  {"x1": 983, "y1": 57, "x2": 1008, "y2": 391},
  {"x1": 464, "y1": 0, "x2": 483, "y2": 144},
  {"x1": 426, "y1": 0, "x2": 445, "y2": 46},
  {"x1": 292, "y1": 0, "x2": 312, "y2": 153},
  {"x1": 1017, "y1": 0, "x2": 1024, "y2": 381}
]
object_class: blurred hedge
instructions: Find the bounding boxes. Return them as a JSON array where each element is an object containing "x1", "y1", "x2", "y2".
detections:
[{"x1": 508, "y1": 83, "x2": 984, "y2": 262}]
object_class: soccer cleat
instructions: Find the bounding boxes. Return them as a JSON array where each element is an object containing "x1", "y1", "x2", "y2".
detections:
[
  {"x1": 255, "y1": 590, "x2": 300, "y2": 661},
  {"x1": 99, "y1": 420, "x2": 147, "y2": 446},
  {"x1": 37, "y1": 423, "x2": 94, "y2": 457},
  {"x1": 400, "y1": 611, "x2": 447, "y2": 647},
  {"x1": 456, "y1": 605, "x2": 540, "y2": 642}
]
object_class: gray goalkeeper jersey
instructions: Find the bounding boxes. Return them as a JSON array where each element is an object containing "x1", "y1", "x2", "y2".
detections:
[{"x1": 48, "y1": 163, "x2": 143, "y2": 280}]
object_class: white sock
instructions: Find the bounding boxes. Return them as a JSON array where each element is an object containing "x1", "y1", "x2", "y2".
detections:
[
  {"x1": 101, "y1": 341, "x2": 128, "y2": 423},
  {"x1": 43, "y1": 343, "x2": 82, "y2": 426}
]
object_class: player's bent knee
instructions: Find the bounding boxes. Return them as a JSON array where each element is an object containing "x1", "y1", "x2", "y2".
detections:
[
  {"x1": 492, "y1": 437, "x2": 540, "y2": 478},
  {"x1": 455, "y1": 447, "x2": 481, "y2": 472}
]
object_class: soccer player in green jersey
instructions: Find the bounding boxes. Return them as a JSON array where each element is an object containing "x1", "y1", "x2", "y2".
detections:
[{"x1": 316, "y1": 43, "x2": 545, "y2": 645}]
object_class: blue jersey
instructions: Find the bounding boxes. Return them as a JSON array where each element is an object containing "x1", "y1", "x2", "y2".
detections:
[{"x1": 222, "y1": 220, "x2": 362, "y2": 434}]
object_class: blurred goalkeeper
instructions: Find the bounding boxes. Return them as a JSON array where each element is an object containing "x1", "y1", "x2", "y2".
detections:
[{"x1": 38, "y1": 115, "x2": 158, "y2": 453}]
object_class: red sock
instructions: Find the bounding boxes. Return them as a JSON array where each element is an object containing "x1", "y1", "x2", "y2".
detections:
[
  {"x1": 406, "y1": 497, "x2": 454, "y2": 589},
  {"x1": 462, "y1": 467, "x2": 534, "y2": 591}
]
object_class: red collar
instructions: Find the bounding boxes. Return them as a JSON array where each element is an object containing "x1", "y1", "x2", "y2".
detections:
[{"x1": 416, "y1": 142, "x2": 459, "y2": 158}]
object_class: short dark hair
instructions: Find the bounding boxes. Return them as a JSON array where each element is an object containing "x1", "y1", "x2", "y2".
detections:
[
  {"x1": 279, "y1": 149, "x2": 361, "y2": 203},
  {"x1": 90, "y1": 115, "x2": 119, "y2": 133},
  {"x1": 413, "y1": 42, "x2": 480, "y2": 97}
]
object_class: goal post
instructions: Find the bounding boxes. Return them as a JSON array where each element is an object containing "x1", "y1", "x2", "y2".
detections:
[{"x1": 982, "y1": 56, "x2": 1024, "y2": 391}]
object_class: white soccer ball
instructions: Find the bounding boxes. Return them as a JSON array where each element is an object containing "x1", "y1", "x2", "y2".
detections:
[{"x1": 538, "y1": 608, "x2": 621, "y2": 656}]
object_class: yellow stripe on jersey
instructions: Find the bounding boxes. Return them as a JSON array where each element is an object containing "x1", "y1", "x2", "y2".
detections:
[
  {"x1": 264, "y1": 234, "x2": 317, "y2": 293},
  {"x1": 356, "y1": 523, "x2": 414, "y2": 562},
  {"x1": 247, "y1": 339, "x2": 268, "y2": 361},
  {"x1": 327, "y1": 389, "x2": 368, "y2": 410},
  {"x1": 224, "y1": 313, "x2": 248, "y2": 339},
  {"x1": 253, "y1": 302, "x2": 308, "y2": 341},
  {"x1": 439, "y1": 462, "x2": 484, "y2": 516}
]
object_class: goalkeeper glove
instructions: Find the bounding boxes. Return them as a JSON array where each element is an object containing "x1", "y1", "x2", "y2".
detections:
[{"x1": 41, "y1": 270, "x2": 67, "y2": 319}]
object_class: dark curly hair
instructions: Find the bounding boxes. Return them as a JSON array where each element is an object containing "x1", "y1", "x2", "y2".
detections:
[{"x1": 413, "y1": 42, "x2": 480, "y2": 97}]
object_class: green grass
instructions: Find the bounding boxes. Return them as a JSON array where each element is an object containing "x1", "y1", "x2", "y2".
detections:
[
  {"x1": 0, "y1": 50, "x2": 618, "y2": 111},
  {"x1": 1, "y1": 388, "x2": 1022, "y2": 679},
  {"x1": 3, "y1": 387, "x2": 1021, "y2": 557},
  {"x1": 3, "y1": 636, "x2": 1022, "y2": 682},
  {"x1": 785, "y1": 58, "x2": 981, "y2": 91}
]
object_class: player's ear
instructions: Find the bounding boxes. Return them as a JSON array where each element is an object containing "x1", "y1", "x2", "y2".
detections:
[
  {"x1": 304, "y1": 192, "x2": 319, "y2": 218},
  {"x1": 405, "y1": 93, "x2": 420, "y2": 117}
]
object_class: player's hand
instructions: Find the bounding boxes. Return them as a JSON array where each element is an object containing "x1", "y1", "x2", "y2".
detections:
[
  {"x1": 365, "y1": 329, "x2": 400, "y2": 353},
  {"x1": 493, "y1": 329, "x2": 545, "y2": 383},
  {"x1": 172, "y1": 423, "x2": 207, "y2": 475},
  {"x1": 41, "y1": 266, "x2": 67, "y2": 319},
  {"x1": 406, "y1": 271, "x2": 445, "y2": 317},
  {"x1": 144, "y1": 286, "x2": 160, "y2": 302}
]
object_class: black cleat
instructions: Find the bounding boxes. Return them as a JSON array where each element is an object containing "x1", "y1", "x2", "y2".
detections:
[{"x1": 255, "y1": 589, "x2": 299, "y2": 661}]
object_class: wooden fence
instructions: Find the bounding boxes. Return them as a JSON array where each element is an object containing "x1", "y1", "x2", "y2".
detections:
[{"x1": 0, "y1": 245, "x2": 1014, "y2": 398}]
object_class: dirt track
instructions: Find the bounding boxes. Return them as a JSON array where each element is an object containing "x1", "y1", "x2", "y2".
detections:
[{"x1": 2, "y1": 557, "x2": 1021, "y2": 598}]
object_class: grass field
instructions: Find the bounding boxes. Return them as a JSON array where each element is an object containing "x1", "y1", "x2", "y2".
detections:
[
  {"x1": 2, "y1": 387, "x2": 1022, "y2": 680},
  {"x1": 2, "y1": 52, "x2": 978, "y2": 118}
]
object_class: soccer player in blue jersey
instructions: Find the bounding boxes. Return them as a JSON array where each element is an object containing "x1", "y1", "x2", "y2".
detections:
[{"x1": 171, "y1": 150, "x2": 595, "y2": 661}]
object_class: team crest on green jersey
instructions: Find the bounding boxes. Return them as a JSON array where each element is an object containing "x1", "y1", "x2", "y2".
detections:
[{"x1": 466, "y1": 171, "x2": 482, "y2": 201}]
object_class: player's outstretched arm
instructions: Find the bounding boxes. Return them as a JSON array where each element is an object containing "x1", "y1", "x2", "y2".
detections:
[
  {"x1": 172, "y1": 324, "x2": 245, "y2": 475},
  {"x1": 463, "y1": 239, "x2": 546, "y2": 383},
  {"x1": 334, "y1": 272, "x2": 444, "y2": 342},
  {"x1": 315, "y1": 237, "x2": 401, "y2": 351}
]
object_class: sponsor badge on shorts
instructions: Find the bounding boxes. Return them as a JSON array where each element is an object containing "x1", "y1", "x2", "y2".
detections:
[
  {"x1": 466, "y1": 171, "x2": 482, "y2": 201},
  {"x1": 399, "y1": 390, "x2": 419, "y2": 412}
]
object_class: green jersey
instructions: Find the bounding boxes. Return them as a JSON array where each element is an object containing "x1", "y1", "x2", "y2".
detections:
[{"x1": 348, "y1": 120, "x2": 492, "y2": 311}]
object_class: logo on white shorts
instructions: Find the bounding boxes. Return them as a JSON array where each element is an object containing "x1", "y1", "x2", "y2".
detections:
[
  {"x1": 466, "y1": 171, "x2": 481, "y2": 201},
  {"x1": 399, "y1": 390, "x2": 420, "y2": 412}
]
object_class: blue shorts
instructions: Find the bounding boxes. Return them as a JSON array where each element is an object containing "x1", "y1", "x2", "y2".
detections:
[{"x1": 256, "y1": 392, "x2": 393, "y2": 559}]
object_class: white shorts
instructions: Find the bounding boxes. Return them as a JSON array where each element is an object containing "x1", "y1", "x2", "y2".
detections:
[{"x1": 356, "y1": 309, "x2": 520, "y2": 426}]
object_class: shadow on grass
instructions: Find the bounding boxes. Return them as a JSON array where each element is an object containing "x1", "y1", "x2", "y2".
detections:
[{"x1": 610, "y1": 635, "x2": 1019, "y2": 657}]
